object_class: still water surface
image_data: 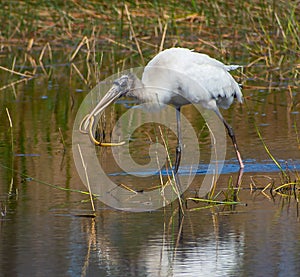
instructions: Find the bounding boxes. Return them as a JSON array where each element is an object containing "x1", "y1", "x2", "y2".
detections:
[
  {"x1": 0, "y1": 52, "x2": 299, "y2": 276},
  {"x1": 1, "y1": 190, "x2": 299, "y2": 276}
]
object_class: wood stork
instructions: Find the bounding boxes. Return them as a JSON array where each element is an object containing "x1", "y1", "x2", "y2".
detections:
[{"x1": 80, "y1": 47, "x2": 244, "y2": 171}]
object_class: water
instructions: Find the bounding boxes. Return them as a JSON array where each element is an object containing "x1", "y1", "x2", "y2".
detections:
[
  {"x1": 0, "y1": 50, "x2": 299, "y2": 276},
  {"x1": 1, "y1": 194, "x2": 299, "y2": 276}
]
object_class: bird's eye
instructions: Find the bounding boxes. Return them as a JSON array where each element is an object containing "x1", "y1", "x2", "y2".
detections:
[
  {"x1": 114, "y1": 76, "x2": 128, "y2": 89},
  {"x1": 113, "y1": 80, "x2": 121, "y2": 86}
]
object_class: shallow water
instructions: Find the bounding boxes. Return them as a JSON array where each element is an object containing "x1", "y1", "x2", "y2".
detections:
[
  {"x1": 1, "y1": 190, "x2": 299, "y2": 276},
  {"x1": 0, "y1": 49, "x2": 299, "y2": 276}
]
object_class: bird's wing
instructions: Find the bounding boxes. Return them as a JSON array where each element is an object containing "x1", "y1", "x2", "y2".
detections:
[
  {"x1": 178, "y1": 61, "x2": 243, "y2": 109},
  {"x1": 142, "y1": 48, "x2": 242, "y2": 109}
]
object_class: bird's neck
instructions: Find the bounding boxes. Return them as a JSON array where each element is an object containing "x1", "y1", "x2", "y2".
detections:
[
  {"x1": 126, "y1": 73, "x2": 163, "y2": 111},
  {"x1": 127, "y1": 74, "x2": 150, "y2": 102}
]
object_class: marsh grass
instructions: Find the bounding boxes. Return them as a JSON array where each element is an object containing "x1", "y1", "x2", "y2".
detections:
[
  {"x1": 77, "y1": 144, "x2": 96, "y2": 214},
  {"x1": 186, "y1": 174, "x2": 244, "y2": 211},
  {"x1": 95, "y1": 124, "x2": 186, "y2": 213},
  {"x1": 0, "y1": 1, "x2": 299, "y2": 64},
  {"x1": 1, "y1": 1, "x2": 299, "y2": 93},
  {"x1": 252, "y1": 124, "x2": 300, "y2": 202},
  {"x1": 0, "y1": 108, "x2": 15, "y2": 218},
  {"x1": 157, "y1": 125, "x2": 185, "y2": 213}
]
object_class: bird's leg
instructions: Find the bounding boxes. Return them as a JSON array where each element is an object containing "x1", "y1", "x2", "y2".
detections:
[
  {"x1": 174, "y1": 107, "x2": 185, "y2": 213},
  {"x1": 174, "y1": 107, "x2": 182, "y2": 174},
  {"x1": 214, "y1": 109, "x2": 244, "y2": 169}
]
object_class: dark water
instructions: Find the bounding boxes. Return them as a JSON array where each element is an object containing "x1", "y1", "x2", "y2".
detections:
[
  {"x1": 0, "y1": 51, "x2": 299, "y2": 276},
  {"x1": 1, "y1": 190, "x2": 299, "y2": 276}
]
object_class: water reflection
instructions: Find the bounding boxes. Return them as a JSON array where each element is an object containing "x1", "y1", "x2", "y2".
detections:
[
  {"x1": 76, "y1": 199, "x2": 299, "y2": 277},
  {"x1": 140, "y1": 218, "x2": 245, "y2": 277},
  {"x1": 2, "y1": 199, "x2": 297, "y2": 276}
]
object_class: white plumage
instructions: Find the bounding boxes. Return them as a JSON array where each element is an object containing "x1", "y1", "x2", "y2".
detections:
[
  {"x1": 81, "y1": 47, "x2": 244, "y2": 169},
  {"x1": 140, "y1": 48, "x2": 242, "y2": 109}
]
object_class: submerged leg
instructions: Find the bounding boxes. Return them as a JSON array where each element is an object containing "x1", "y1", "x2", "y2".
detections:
[
  {"x1": 174, "y1": 107, "x2": 182, "y2": 174},
  {"x1": 214, "y1": 108, "x2": 244, "y2": 169}
]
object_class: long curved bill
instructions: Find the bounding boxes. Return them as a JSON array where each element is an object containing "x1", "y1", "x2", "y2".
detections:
[{"x1": 79, "y1": 84, "x2": 126, "y2": 146}]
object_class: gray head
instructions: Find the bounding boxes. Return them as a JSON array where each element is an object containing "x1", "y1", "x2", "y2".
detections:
[
  {"x1": 81, "y1": 73, "x2": 139, "y2": 131},
  {"x1": 111, "y1": 74, "x2": 134, "y2": 97}
]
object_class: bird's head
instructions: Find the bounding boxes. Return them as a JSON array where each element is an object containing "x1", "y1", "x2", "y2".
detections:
[
  {"x1": 112, "y1": 74, "x2": 136, "y2": 96},
  {"x1": 81, "y1": 74, "x2": 136, "y2": 131}
]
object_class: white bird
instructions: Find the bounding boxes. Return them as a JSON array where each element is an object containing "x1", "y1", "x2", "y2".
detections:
[{"x1": 80, "y1": 48, "x2": 244, "y2": 171}]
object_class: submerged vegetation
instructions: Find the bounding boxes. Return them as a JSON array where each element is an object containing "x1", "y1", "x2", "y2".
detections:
[{"x1": 0, "y1": 0, "x2": 299, "y2": 212}]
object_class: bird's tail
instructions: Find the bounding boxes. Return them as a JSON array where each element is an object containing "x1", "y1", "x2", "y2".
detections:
[{"x1": 225, "y1": 65, "x2": 242, "y2": 71}]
